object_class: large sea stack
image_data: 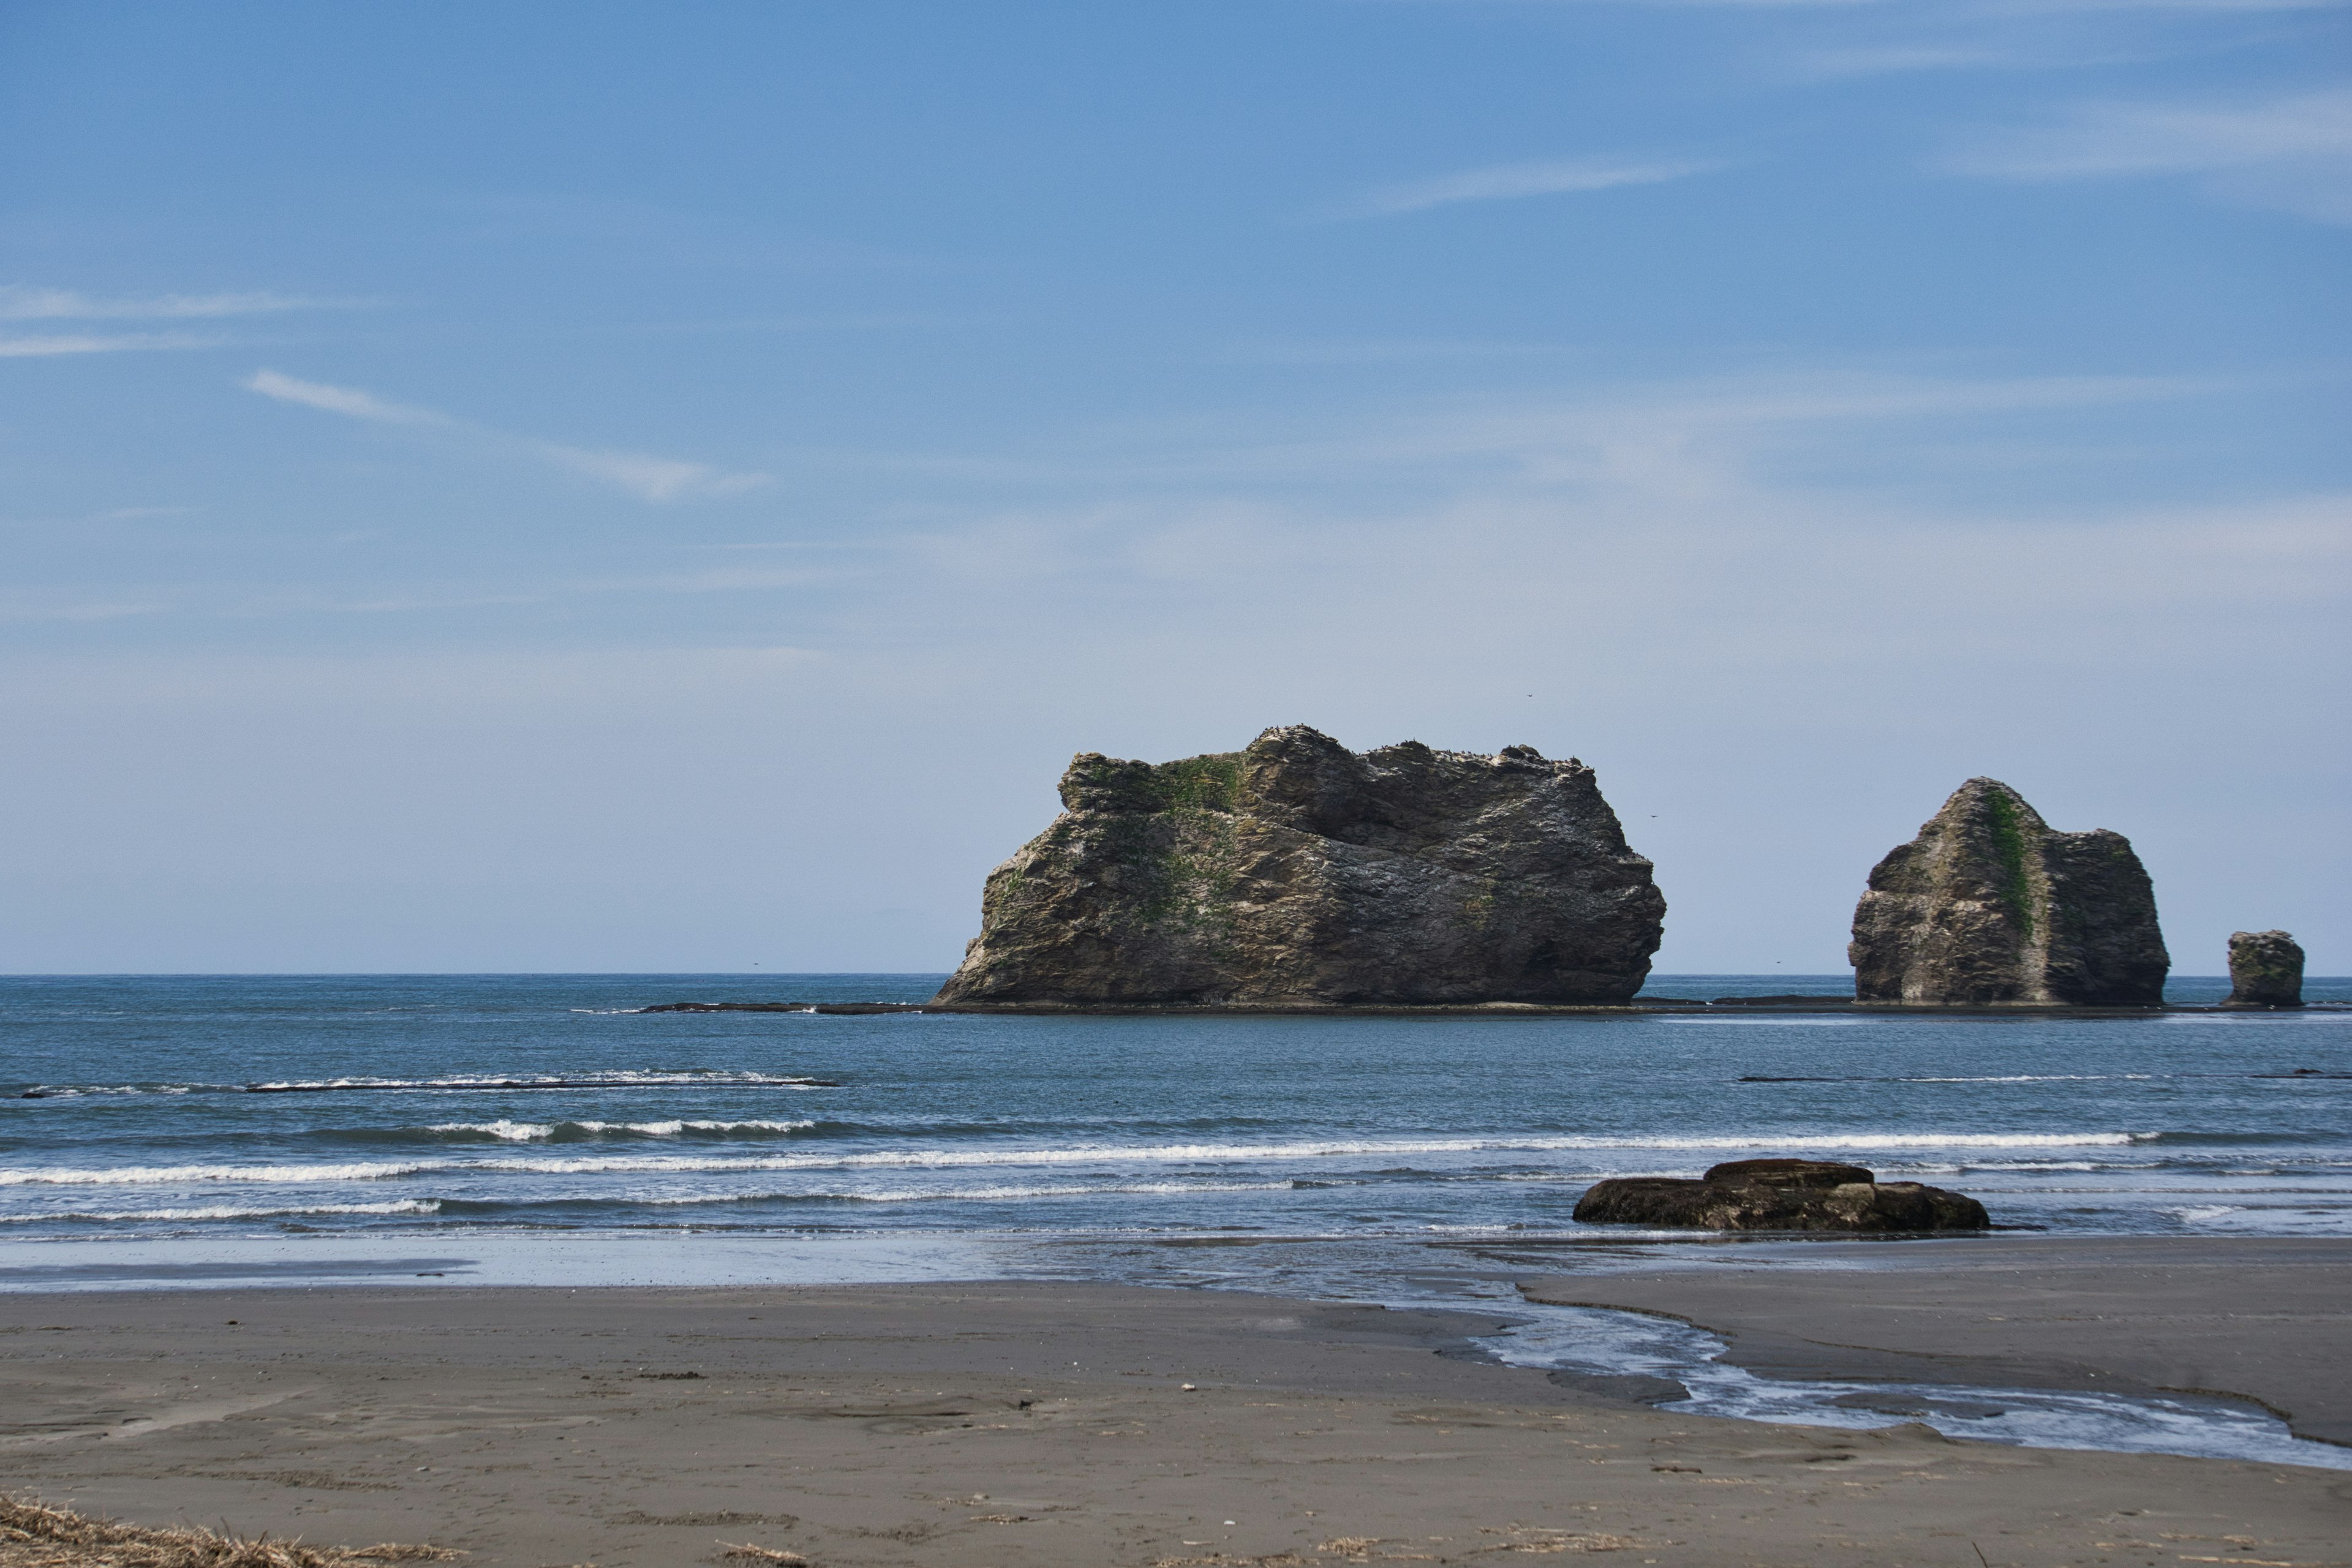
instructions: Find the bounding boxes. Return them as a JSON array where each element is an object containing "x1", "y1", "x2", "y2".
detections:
[
  {"x1": 2225, "y1": 930, "x2": 2304, "y2": 1008},
  {"x1": 934, "y1": 725, "x2": 1665, "y2": 1006},
  {"x1": 1849, "y1": 777, "x2": 2168, "y2": 1006}
]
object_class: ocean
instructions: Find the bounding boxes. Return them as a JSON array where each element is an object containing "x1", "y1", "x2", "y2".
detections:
[{"x1": 5, "y1": 972, "x2": 2349, "y2": 1467}]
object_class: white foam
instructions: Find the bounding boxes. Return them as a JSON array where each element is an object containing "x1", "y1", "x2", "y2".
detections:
[
  {"x1": 1, "y1": 1200, "x2": 440, "y2": 1224},
  {"x1": 1658, "y1": 1017, "x2": 1869, "y2": 1026},
  {"x1": 474, "y1": 1131, "x2": 2139, "y2": 1178},
  {"x1": 424, "y1": 1118, "x2": 816, "y2": 1141},
  {"x1": 0, "y1": 1131, "x2": 2141, "y2": 1188},
  {"x1": 15, "y1": 1085, "x2": 208, "y2": 1098},
  {"x1": 606, "y1": 1179, "x2": 1298, "y2": 1208},
  {"x1": 587, "y1": 1118, "x2": 814, "y2": 1136},
  {"x1": 431, "y1": 1120, "x2": 554, "y2": 1141},
  {"x1": 0, "y1": 1161, "x2": 427, "y2": 1187},
  {"x1": 773, "y1": 1180, "x2": 1293, "y2": 1205},
  {"x1": 1902, "y1": 1075, "x2": 2118, "y2": 1084},
  {"x1": 245, "y1": 1071, "x2": 823, "y2": 1091}
]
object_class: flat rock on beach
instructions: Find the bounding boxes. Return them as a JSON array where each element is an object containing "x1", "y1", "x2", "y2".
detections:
[
  {"x1": 1571, "y1": 1158, "x2": 1991, "y2": 1232},
  {"x1": 5, "y1": 1269, "x2": 2349, "y2": 1567}
]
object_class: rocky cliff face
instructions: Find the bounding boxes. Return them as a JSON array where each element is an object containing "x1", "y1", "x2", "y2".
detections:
[
  {"x1": 934, "y1": 725, "x2": 1665, "y2": 1006},
  {"x1": 2226, "y1": 930, "x2": 2304, "y2": 1008},
  {"x1": 1849, "y1": 777, "x2": 2168, "y2": 1006}
]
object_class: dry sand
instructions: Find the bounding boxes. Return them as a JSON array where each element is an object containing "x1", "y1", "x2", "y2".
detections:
[{"x1": 3, "y1": 1260, "x2": 2348, "y2": 1568}]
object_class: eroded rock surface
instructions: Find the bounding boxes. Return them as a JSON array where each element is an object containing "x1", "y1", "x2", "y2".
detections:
[
  {"x1": 934, "y1": 725, "x2": 1664, "y2": 1006},
  {"x1": 1849, "y1": 778, "x2": 2168, "y2": 1006},
  {"x1": 1573, "y1": 1159, "x2": 1989, "y2": 1232},
  {"x1": 2226, "y1": 930, "x2": 2305, "y2": 1008}
]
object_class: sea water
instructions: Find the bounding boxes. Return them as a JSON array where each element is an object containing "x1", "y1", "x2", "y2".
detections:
[{"x1": 4, "y1": 972, "x2": 2348, "y2": 1468}]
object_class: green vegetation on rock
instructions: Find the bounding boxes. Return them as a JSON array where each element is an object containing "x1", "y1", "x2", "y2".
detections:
[
  {"x1": 1981, "y1": 785, "x2": 2037, "y2": 937},
  {"x1": 1142, "y1": 753, "x2": 1244, "y2": 812},
  {"x1": 1120, "y1": 760, "x2": 1243, "y2": 944}
]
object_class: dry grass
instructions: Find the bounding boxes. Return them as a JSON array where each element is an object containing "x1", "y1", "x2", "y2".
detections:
[{"x1": 0, "y1": 1496, "x2": 458, "y2": 1568}]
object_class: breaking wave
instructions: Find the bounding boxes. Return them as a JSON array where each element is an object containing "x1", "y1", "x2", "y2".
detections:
[
  {"x1": 0, "y1": 1131, "x2": 2146, "y2": 1188},
  {"x1": 15, "y1": 1070, "x2": 836, "y2": 1100},
  {"x1": 1, "y1": 1200, "x2": 440, "y2": 1224},
  {"x1": 436, "y1": 1180, "x2": 1298, "y2": 1214},
  {"x1": 421, "y1": 1118, "x2": 819, "y2": 1143}
]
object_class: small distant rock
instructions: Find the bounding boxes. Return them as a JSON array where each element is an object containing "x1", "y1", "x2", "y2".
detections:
[
  {"x1": 1849, "y1": 777, "x2": 2168, "y2": 1006},
  {"x1": 2225, "y1": 930, "x2": 2305, "y2": 1008},
  {"x1": 1573, "y1": 1158, "x2": 1988, "y2": 1232}
]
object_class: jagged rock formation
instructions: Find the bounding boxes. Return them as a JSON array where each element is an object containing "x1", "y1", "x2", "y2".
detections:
[
  {"x1": 1573, "y1": 1158, "x2": 1989, "y2": 1232},
  {"x1": 2226, "y1": 930, "x2": 2305, "y2": 1008},
  {"x1": 1849, "y1": 778, "x2": 2168, "y2": 1006},
  {"x1": 934, "y1": 725, "x2": 1665, "y2": 1006}
]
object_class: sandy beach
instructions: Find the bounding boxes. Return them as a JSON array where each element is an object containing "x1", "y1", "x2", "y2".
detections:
[{"x1": 5, "y1": 1244, "x2": 2349, "y2": 1568}]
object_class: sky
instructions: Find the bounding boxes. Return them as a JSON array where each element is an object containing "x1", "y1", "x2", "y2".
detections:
[{"x1": 1, "y1": 0, "x2": 2345, "y2": 975}]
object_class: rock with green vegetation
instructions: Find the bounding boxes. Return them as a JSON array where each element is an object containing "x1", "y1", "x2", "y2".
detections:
[
  {"x1": 933, "y1": 724, "x2": 1665, "y2": 1006},
  {"x1": 1848, "y1": 777, "x2": 2168, "y2": 1006},
  {"x1": 2225, "y1": 930, "x2": 2304, "y2": 1008}
]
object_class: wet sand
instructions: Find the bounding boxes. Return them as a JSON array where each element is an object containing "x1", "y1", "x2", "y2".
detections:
[
  {"x1": 5, "y1": 1271, "x2": 2350, "y2": 1567},
  {"x1": 1523, "y1": 1234, "x2": 2352, "y2": 1446}
]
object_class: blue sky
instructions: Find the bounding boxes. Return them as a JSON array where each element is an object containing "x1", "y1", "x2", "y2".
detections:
[{"x1": 2, "y1": 0, "x2": 2345, "y2": 973}]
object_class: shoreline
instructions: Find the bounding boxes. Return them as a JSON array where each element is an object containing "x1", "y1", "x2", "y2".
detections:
[
  {"x1": 6, "y1": 1264, "x2": 2350, "y2": 1567},
  {"x1": 1520, "y1": 1234, "x2": 2352, "y2": 1448}
]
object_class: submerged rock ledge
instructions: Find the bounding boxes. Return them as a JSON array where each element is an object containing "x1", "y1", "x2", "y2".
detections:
[{"x1": 629, "y1": 997, "x2": 2311, "y2": 1017}]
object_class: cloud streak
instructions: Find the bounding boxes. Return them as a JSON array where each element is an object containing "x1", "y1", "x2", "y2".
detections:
[
  {"x1": 0, "y1": 331, "x2": 224, "y2": 358},
  {"x1": 1947, "y1": 87, "x2": 2352, "y2": 221},
  {"x1": 538, "y1": 445, "x2": 771, "y2": 503},
  {"x1": 0, "y1": 285, "x2": 371, "y2": 321},
  {"x1": 245, "y1": 369, "x2": 448, "y2": 426},
  {"x1": 1338, "y1": 156, "x2": 1725, "y2": 217},
  {"x1": 242, "y1": 369, "x2": 767, "y2": 503}
]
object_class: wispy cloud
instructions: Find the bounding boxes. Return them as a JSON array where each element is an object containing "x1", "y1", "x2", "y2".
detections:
[
  {"x1": 834, "y1": 367, "x2": 2217, "y2": 518},
  {"x1": 242, "y1": 369, "x2": 769, "y2": 503},
  {"x1": 540, "y1": 445, "x2": 771, "y2": 503},
  {"x1": 0, "y1": 331, "x2": 224, "y2": 358},
  {"x1": 0, "y1": 285, "x2": 371, "y2": 321},
  {"x1": 245, "y1": 369, "x2": 447, "y2": 426},
  {"x1": 0, "y1": 595, "x2": 165, "y2": 625},
  {"x1": 1797, "y1": 42, "x2": 2020, "y2": 77},
  {"x1": 1946, "y1": 87, "x2": 2352, "y2": 222},
  {"x1": 1204, "y1": 336, "x2": 1559, "y2": 366},
  {"x1": 1336, "y1": 156, "x2": 1725, "y2": 218}
]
